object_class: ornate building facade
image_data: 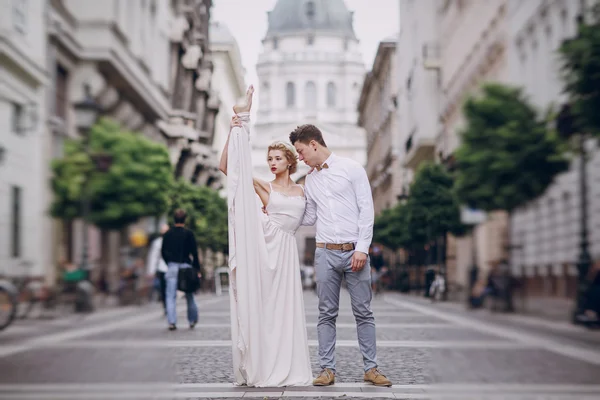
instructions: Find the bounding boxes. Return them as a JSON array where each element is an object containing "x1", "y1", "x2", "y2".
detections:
[
  {"x1": 0, "y1": 0, "x2": 48, "y2": 280},
  {"x1": 507, "y1": 0, "x2": 600, "y2": 299},
  {"x1": 0, "y1": 0, "x2": 220, "y2": 284},
  {"x1": 209, "y1": 21, "x2": 246, "y2": 192},
  {"x1": 253, "y1": 0, "x2": 367, "y2": 265},
  {"x1": 358, "y1": 38, "x2": 401, "y2": 215}
]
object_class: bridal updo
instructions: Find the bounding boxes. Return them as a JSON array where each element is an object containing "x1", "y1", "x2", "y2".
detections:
[{"x1": 267, "y1": 141, "x2": 298, "y2": 174}]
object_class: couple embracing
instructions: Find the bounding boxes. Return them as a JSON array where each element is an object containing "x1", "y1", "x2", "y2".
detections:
[{"x1": 219, "y1": 86, "x2": 391, "y2": 388}]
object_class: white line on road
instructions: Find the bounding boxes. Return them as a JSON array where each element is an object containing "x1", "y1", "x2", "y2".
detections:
[
  {"x1": 1, "y1": 383, "x2": 600, "y2": 399},
  {"x1": 42, "y1": 339, "x2": 532, "y2": 349},
  {"x1": 384, "y1": 294, "x2": 600, "y2": 365},
  {"x1": 134, "y1": 322, "x2": 456, "y2": 329},
  {"x1": 0, "y1": 296, "x2": 226, "y2": 358}
]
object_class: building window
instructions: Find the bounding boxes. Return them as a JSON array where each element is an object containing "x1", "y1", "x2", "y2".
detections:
[
  {"x1": 11, "y1": 103, "x2": 24, "y2": 133},
  {"x1": 13, "y1": 0, "x2": 27, "y2": 34},
  {"x1": 261, "y1": 82, "x2": 270, "y2": 109},
  {"x1": 305, "y1": 81, "x2": 316, "y2": 109},
  {"x1": 11, "y1": 186, "x2": 21, "y2": 258},
  {"x1": 306, "y1": 1, "x2": 315, "y2": 19},
  {"x1": 286, "y1": 82, "x2": 295, "y2": 108},
  {"x1": 326, "y1": 82, "x2": 336, "y2": 108},
  {"x1": 55, "y1": 64, "x2": 68, "y2": 119}
]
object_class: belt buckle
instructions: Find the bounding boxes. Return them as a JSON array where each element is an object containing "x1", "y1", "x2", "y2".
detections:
[{"x1": 342, "y1": 243, "x2": 354, "y2": 251}]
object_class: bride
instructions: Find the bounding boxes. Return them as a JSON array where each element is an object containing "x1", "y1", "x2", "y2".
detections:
[{"x1": 218, "y1": 85, "x2": 313, "y2": 387}]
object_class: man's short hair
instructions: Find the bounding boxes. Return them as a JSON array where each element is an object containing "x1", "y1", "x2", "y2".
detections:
[
  {"x1": 289, "y1": 124, "x2": 327, "y2": 147},
  {"x1": 173, "y1": 209, "x2": 187, "y2": 224}
]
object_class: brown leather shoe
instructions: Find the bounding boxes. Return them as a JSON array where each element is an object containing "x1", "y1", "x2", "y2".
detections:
[
  {"x1": 312, "y1": 368, "x2": 335, "y2": 386},
  {"x1": 364, "y1": 368, "x2": 392, "y2": 387}
]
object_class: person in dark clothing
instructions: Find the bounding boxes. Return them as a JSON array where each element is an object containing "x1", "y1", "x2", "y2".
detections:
[{"x1": 161, "y1": 209, "x2": 202, "y2": 331}]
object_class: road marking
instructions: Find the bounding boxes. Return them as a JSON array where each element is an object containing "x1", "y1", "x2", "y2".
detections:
[
  {"x1": 107, "y1": 322, "x2": 456, "y2": 329},
  {"x1": 42, "y1": 339, "x2": 530, "y2": 349},
  {"x1": 0, "y1": 296, "x2": 225, "y2": 358},
  {"x1": 1, "y1": 383, "x2": 599, "y2": 399},
  {"x1": 384, "y1": 294, "x2": 600, "y2": 365}
]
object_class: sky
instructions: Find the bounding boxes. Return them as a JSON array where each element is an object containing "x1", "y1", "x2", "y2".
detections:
[{"x1": 212, "y1": 0, "x2": 399, "y2": 89}]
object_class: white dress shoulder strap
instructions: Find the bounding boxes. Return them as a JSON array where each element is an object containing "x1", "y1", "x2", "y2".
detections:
[{"x1": 298, "y1": 185, "x2": 305, "y2": 195}]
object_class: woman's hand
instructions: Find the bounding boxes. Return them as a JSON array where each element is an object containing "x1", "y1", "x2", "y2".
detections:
[{"x1": 230, "y1": 115, "x2": 242, "y2": 130}]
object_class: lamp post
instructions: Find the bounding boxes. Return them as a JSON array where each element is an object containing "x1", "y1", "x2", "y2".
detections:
[
  {"x1": 73, "y1": 86, "x2": 102, "y2": 275},
  {"x1": 556, "y1": 103, "x2": 592, "y2": 324}
]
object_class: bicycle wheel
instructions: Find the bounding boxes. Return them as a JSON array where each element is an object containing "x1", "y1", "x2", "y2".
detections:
[{"x1": 0, "y1": 283, "x2": 18, "y2": 331}]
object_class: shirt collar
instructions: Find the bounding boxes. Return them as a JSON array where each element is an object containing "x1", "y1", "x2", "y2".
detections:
[{"x1": 323, "y1": 152, "x2": 336, "y2": 166}]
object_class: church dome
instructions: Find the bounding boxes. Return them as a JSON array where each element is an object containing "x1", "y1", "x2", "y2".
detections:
[{"x1": 266, "y1": 0, "x2": 356, "y2": 39}]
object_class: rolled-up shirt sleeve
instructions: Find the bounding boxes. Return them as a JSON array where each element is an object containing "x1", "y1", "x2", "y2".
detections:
[{"x1": 350, "y1": 164, "x2": 374, "y2": 254}]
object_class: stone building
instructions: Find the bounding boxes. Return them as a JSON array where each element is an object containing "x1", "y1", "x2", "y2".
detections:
[
  {"x1": 358, "y1": 38, "x2": 402, "y2": 215},
  {"x1": 0, "y1": 0, "x2": 48, "y2": 279},
  {"x1": 1, "y1": 0, "x2": 220, "y2": 285},
  {"x1": 507, "y1": 0, "x2": 600, "y2": 300}
]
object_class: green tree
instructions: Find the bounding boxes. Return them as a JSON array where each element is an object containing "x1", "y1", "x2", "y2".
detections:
[
  {"x1": 558, "y1": 4, "x2": 600, "y2": 136},
  {"x1": 168, "y1": 180, "x2": 228, "y2": 254},
  {"x1": 51, "y1": 118, "x2": 174, "y2": 230},
  {"x1": 373, "y1": 204, "x2": 410, "y2": 251},
  {"x1": 406, "y1": 162, "x2": 466, "y2": 244},
  {"x1": 454, "y1": 83, "x2": 569, "y2": 213}
]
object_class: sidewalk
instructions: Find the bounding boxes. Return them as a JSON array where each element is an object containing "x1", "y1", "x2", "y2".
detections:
[{"x1": 394, "y1": 292, "x2": 600, "y2": 352}]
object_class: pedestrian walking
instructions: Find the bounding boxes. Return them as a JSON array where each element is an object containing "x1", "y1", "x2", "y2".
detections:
[
  {"x1": 146, "y1": 224, "x2": 169, "y2": 313},
  {"x1": 161, "y1": 209, "x2": 201, "y2": 331}
]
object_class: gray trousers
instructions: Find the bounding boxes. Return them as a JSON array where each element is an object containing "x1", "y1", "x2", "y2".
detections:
[{"x1": 314, "y1": 247, "x2": 377, "y2": 373}]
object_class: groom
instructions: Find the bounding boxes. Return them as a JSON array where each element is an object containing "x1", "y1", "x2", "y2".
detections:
[{"x1": 290, "y1": 125, "x2": 392, "y2": 387}]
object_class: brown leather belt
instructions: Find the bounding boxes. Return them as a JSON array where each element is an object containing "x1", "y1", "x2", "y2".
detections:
[{"x1": 316, "y1": 242, "x2": 355, "y2": 251}]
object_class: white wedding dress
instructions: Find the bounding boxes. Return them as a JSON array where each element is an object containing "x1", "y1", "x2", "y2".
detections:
[{"x1": 226, "y1": 113, "x2": 312, "y2": 387}]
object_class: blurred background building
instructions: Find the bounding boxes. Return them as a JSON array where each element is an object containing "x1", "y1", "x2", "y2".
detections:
[
  {"x1": 363, "y1": 0, "x2": 600, "y2": 312},
  {"x1": 1, "y1": 0, "x2": 245, "y2": 290}
]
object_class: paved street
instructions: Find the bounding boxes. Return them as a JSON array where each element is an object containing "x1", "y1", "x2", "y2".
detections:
[{"x1": 1, "y1": 290, "x2": 600, "y2": 399}]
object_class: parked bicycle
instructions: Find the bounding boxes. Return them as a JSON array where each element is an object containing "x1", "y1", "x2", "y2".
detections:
[{"x1": 0, "y1": 279, "x2": 18, "y2": 331}]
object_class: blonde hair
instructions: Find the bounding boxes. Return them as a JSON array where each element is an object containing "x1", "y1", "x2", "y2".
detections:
[{"x1": 267, "y1": 141, "x2": 298, "y2": 174}]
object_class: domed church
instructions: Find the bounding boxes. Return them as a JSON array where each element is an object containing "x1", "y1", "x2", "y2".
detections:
[{"x1": 252, "y1": 0, "x2": 367, "y2": 265}]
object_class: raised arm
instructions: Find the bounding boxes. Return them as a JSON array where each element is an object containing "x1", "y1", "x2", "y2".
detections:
[
  {"x1": 219, "y1": 115, "x2": 242, "y2": 176},
  {"x1": 253, "y1": 178, "x2": 270, "y2": 208}
]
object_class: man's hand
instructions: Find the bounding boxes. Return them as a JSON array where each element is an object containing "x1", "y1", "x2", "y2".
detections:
[{"x1": 351, "y1": 251, "x2": 368, "y2": 272}]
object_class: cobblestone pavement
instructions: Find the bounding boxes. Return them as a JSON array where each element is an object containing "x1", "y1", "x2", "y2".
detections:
[{"x1": 1, "y1": 290, "x2": 599, "y2": 399}]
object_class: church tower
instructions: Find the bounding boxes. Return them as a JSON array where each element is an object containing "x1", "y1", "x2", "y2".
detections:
[
  {"x1": 252, "y1": 0, "x2": 367, "y2": 265},
  {"x1": 252, "y1": 0, "x2": 366, "y2": 180}
]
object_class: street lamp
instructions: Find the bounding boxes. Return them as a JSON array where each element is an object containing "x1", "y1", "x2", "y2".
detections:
[
  {"x1": 556, "y1": 103, "x2": 592, "y2": 324},
  {"x1": 73, "y1": 85, "x2": 102, "y2": 274}
]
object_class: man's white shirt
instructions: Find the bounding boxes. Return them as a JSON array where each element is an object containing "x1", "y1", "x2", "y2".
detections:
[{"x1": 301, "y1": 153, "x2": 374, "y2": 255}]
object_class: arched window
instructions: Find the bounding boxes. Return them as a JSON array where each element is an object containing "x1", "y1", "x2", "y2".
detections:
[
  {"x1": 305, "y1": 81, "x2": 316, "y2": 109},
  {"x1": 286, "y1": 82, "x2": 295, "y2": 108},
  {"x1": 326, "y1": 82, "x2": 336, "y2": 108}
]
